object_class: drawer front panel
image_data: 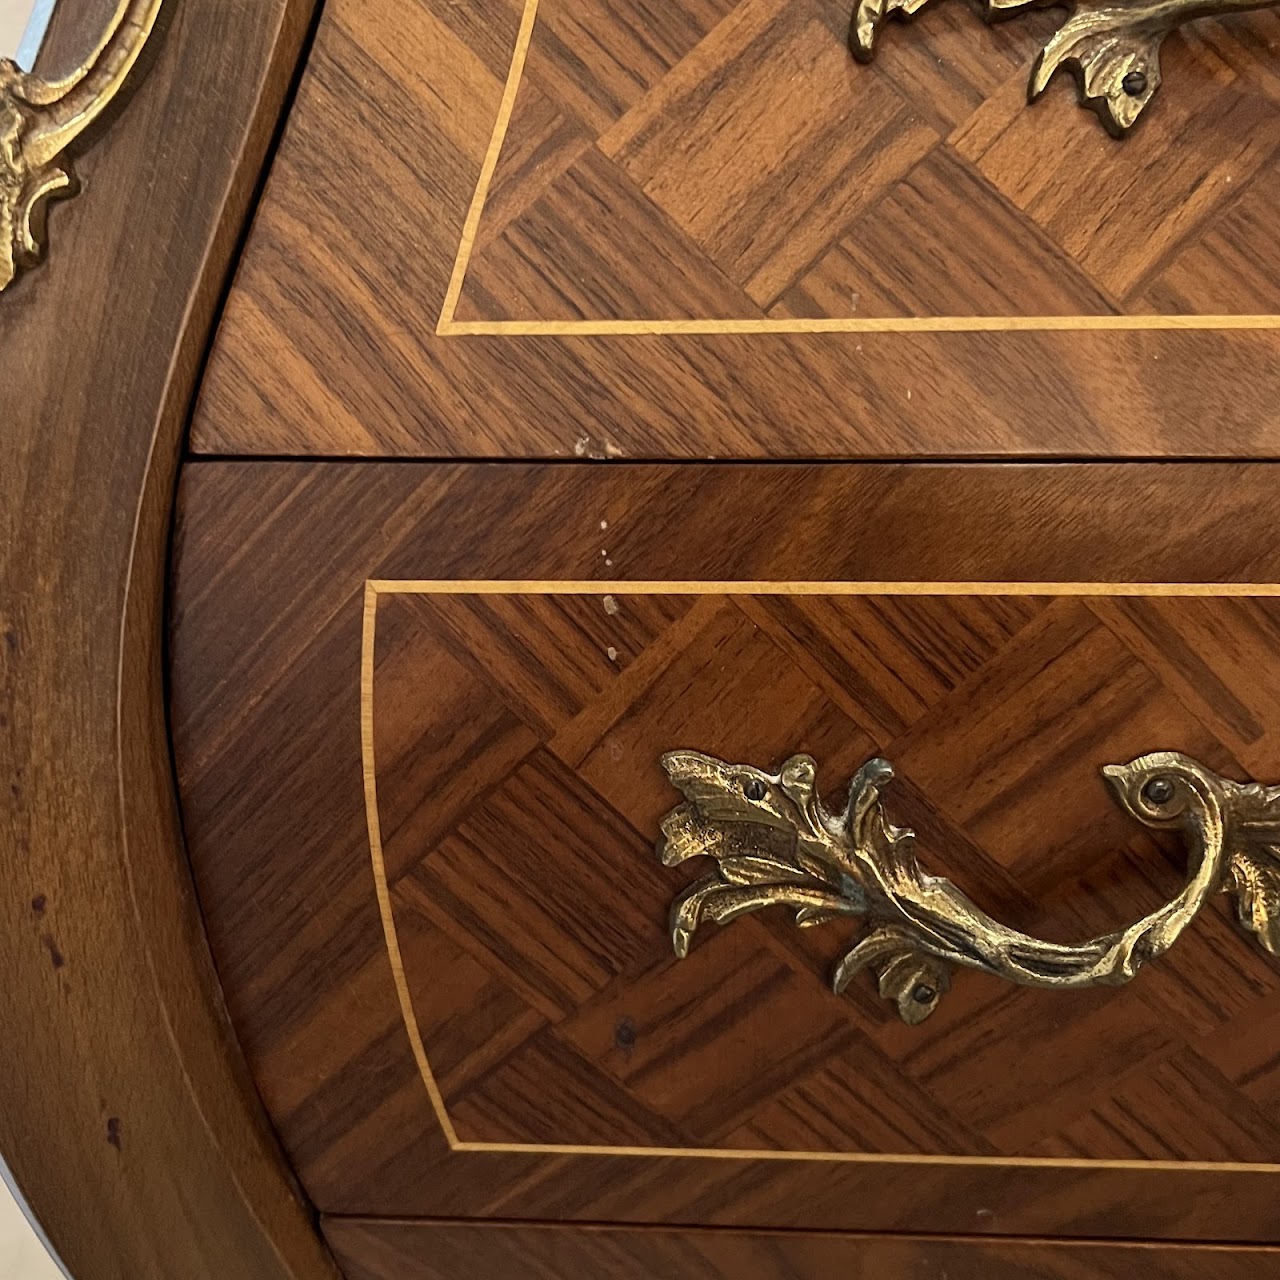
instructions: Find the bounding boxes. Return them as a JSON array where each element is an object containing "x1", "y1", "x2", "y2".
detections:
[
  {"x1": 191, "y1": 0, "x2": 1280, "y2": 459},
  {"x1": 363, "y1": 581, "x2": 1276, "y2": 1160},
  {"x1": 169, "y1": 461, "x2": 1280, "y2": 1239}
]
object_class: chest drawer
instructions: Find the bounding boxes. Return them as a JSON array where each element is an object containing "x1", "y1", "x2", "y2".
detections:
[
  {"x1": 169, "y1": 460, "x2": 1280, "y2": 1255},
  {"x1": 191, "y1": 0, "x2": 1280, "y2": 463}
]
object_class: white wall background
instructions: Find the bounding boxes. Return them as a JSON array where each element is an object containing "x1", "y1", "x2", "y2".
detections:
[
  {"x1": 0, "y1": 1, "x2": 31, "y2": 56},
  {"x1": 0, "y1": 1167, "x2": 65, "y2": 1280},
  {"x1": 2, "y1": 0, "x2": 52, "y2": 68}
]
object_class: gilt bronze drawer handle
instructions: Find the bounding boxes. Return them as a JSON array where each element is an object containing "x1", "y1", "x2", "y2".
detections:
[
  {"x1": 1, "y1": 0, "x2": 162, "y2": 294},
  {"x1": 850, "y1": 0, "x2": 1278, "y2": 136},
  {"x1": 657, "y1": 750, "x2": 1280, "y2": 1024}
]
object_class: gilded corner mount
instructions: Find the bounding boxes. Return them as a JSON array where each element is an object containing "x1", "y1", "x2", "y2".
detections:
[
  {"x1": 851, "y1": 0, "x2": 1279, "y2": 135},
  {"x1": 2, "y1": 0, "x2": 162, "y2": 294},
  {"x1": 657, "y1": 749, "x2": 1280, "y2": 1025}
]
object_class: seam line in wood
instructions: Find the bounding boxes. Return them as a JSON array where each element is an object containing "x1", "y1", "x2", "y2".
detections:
[
  {"x1": 441, "y1": 317, "x2": 1280, "y2": 335},
  {"x1": 367, "y1": 582, "x2": 1280, "y2": 597}
]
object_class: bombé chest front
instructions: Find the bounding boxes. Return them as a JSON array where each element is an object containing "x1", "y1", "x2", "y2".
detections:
[{"x1": 171, "y1": 0, "x2": 1280, "y2": 1276}]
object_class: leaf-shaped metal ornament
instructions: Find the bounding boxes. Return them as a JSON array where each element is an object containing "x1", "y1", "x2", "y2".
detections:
[
  {"x1": 850, "y1": 0, "x2": 1280, "y2": 136},
  {"x1": 658, "y1": 753, "x2": 864, "y2": 959},
  {"x1": 1227, "y1": 849, "x2": 1280, "y2": 956},
  {"x1": 1, "y1": 0, "x2": 163, "y2": 294},
  {"x1": 656, "y1": 749, "x2": 1280, "y2": 1024}
]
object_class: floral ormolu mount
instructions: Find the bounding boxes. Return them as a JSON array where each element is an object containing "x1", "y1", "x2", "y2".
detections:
[
  {"x1": 656, "y1": 750, "x2": 1280, "y2": 1025},
  {"x1": 0, "y1": 0, "x2": 162, "y2": 294},
  {"x1": 850, "y1": 0, "x2": 1279, "y2": 135}
]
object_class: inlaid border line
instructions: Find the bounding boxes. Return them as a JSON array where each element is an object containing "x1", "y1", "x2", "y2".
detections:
[
  {"x1": 435, "y1": 0, "x2": 540, "y2": 335},
  {"x1": 362, "y1": 578, "x2": 1280, "y2": 1171},
  {"x1": 362, "y1": 582, "x2": 461, "y2": 1147}
]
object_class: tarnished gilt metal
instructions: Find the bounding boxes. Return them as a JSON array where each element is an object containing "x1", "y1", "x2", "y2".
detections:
[
  {"x1": 851, "y1": 0, "x2": 1279, "y2": 136},
  {"x1": 657, "y1": 750, "x2": 1280, "y2": 1025},
  {"x1": 1, "y1": 0, "x2": 162, "y2": 293}
]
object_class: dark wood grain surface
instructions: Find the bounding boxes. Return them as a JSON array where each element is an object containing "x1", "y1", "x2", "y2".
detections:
[
  {"x1": 36, "y1": 0, "x2": 122, "y2": 72},
  {"x1": 322, "y1": 1219, "x2": 1280, "y2": 1279},
  {"x1": 370, "y1": 586, "x2": 1280, "y2": 1159},
  {"x1": 190, "y1": 0, "x2": 1280, "y2": 459},
  {"x1": 170, "y1": 460, "x2": 1280, "y2": 1240},
  {"x1": 0, "y1": 2, "x2": 338, "y2": 1278}
]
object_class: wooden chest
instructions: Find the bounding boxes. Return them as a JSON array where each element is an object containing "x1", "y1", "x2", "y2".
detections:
[{"x1": 9, "y1": 0, "x2": 1280, "y2": 1277}]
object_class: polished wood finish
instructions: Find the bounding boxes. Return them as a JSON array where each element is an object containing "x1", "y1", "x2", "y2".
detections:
[
  {"x1": 191, "y1": 0, "x2": 1280, "y2": 459},
  {"x1": 170, "y1": 460, "x2": 1280, "y2": 1242},
  {"x1": 0, "y1": 1, "x2": 337, "y2": 1277},
  {"x1": 322, "y1": 1219, "x2": 1280, "y2": 1279},
  {"x1": 368, "y1": 586, "x2": 1280, "y2": 1158},
  {"x1": 37, "y1": 0, "x2": 124, "y2": 71}
]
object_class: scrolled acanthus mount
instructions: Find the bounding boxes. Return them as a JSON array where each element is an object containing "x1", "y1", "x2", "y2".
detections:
[
  {"x1": 1, "y1": 0, "x2": 163, "y2": 294},
  {"x1": 849, "y1": 0, "x2": 1278, "y2": 136},
  {"x1": 657, "y1": 748, "x2": 1280, "y2": 1024}
]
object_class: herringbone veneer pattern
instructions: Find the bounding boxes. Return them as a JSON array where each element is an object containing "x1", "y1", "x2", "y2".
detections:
[
  {"x1": 454, "y1": 0, "x2": 1280, "y2": 321},
  {"x1": 374, "y1": 589, "x2": 1280, "y2": 1160},
  {"x1": 190, "y1": 0, "x2": 1280, "y2": 459},
  {"x1": 170, "y1": 462, "x2": 1280, "y2": 1232}
]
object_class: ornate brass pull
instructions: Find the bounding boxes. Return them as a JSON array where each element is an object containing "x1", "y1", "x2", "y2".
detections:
[
  {"x1": 657, "y1": 750, "x2": 1280, "y2": 1024},
  {"x1": 1, "y1": 0, "x2": 163, "y2": 293},
  {"x1": 850, "y1": 0, "x2": 1278, "y2": 136}
]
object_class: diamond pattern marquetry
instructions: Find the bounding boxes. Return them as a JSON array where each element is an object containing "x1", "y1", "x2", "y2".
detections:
[
  {"x1": 170, "y1": 462, "x2": 1280, "y2": 1234},
  {"x1": 365, "y1": 585, "x2": 1280, "y2": 1159},
  {"x1": 191, "y1": 0, "x2": 1280, "y2": 459},
  {"x1": 451, "y1": 0, "x2": 1280, "y2": 323}
]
